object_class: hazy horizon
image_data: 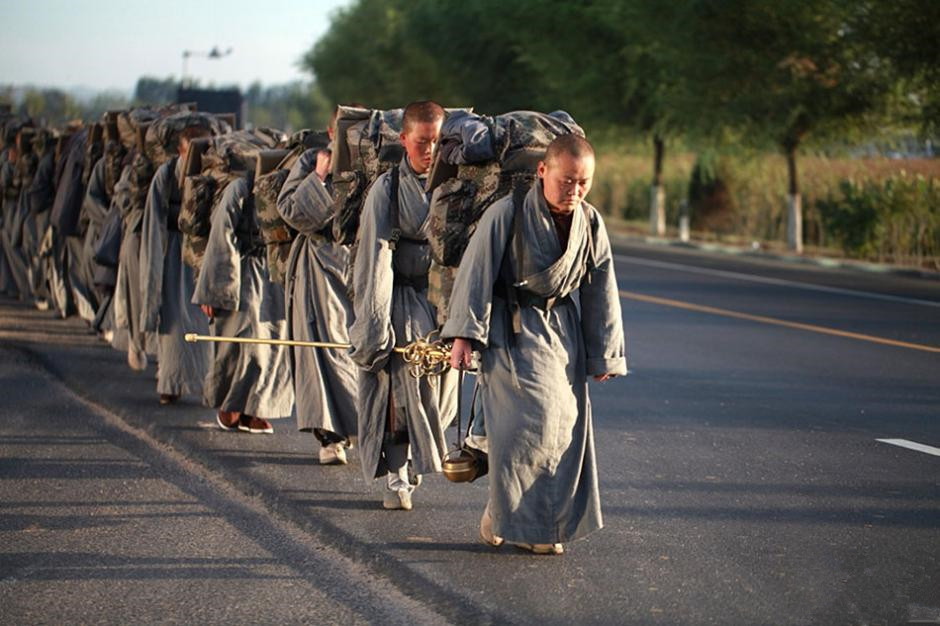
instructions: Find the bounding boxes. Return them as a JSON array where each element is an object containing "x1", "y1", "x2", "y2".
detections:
[{"x1": 0, "y1": 0, "x2": 351, "y2": 93}]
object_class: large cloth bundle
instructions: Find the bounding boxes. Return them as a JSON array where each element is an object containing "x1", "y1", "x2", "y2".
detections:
[
  {"x1": 425, "y1": 110, "x2": 584, "y2": 320},
  {"x1": 144, "y1": 111, "x2": 231, "y2": 170},
  {"x1": 179, "y1": 128, "x2": 286, "y2": 270},
  {"x1": 330, "y1": 106, "x2": 404, "y2": 245},
  {"x1": 254, "y1": 129, "x2": 330, "y2": 284}
]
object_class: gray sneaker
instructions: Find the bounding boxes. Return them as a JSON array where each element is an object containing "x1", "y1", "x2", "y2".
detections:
[{"x1": 382, "y1": 489, "x2": 413, "y2": 511}]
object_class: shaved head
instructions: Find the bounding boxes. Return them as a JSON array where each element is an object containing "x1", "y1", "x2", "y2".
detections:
[
  {"x1": 544, "y1": 133, "x2": 594, "y2": 165},
  {"x1": 402, "y1": 100, "x2": 445, "y2": 134}
]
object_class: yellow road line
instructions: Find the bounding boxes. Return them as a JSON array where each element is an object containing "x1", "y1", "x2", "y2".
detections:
[{"x1": 619, "y1": 290, "x2": 940, "y2": 354}]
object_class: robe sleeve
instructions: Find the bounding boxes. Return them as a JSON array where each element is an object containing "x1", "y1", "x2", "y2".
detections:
[
  {"x1": 276, "y1": 149, "x2": 333, "y2": 235},
  {"x1": 347, "y1": 171, "x2": 396, "y2": 372},
  {"x1": 80, "y1": 159, "x2": 110, "y2": 231},
  {"x1": 192, "y1": 179, "x2": 243, "y2": 311},
  {"x1": 139, "y1": 160, "x2": 173, "y2": 333},
  {"x1": 578, "y1": 208, "x2": 628, "y2": 377},
  {"x1": 440, "y1": 197, "x2": 513, "y2": 349}
]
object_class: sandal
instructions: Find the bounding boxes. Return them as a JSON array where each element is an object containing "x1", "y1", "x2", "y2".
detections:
[{"x1": 513, "y1": 542, "x2": 564, "y2": 555}]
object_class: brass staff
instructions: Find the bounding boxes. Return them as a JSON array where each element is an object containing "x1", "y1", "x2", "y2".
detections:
[{"x1": 184, "y1": 332, "x2": 452, "y2": 379}]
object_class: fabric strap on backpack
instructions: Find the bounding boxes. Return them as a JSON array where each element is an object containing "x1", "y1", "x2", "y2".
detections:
[{"x1": 387, "y1": 165, "x2": 401, "y2": 250}]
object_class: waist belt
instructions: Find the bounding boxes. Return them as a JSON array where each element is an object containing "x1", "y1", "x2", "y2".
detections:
[
  {"x1": 393, "y1": 273, "x2": 429, "y2": 291},
  {"x1": 494, "y1": 281, "x2": 568, "y2": 311}
]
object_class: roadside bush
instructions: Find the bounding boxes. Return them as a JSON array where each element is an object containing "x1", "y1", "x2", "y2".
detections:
[{"x1": 818, "y1": 173, "x2": 940, "y2": 267}]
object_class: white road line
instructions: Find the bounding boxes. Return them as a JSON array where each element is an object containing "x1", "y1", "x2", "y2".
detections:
[
  {"x1": 614, "y1": 254, "x2": 940, "y2": 309},
  {"x1": 876, "y1": 438, "x2": 940, "y2": 457}
]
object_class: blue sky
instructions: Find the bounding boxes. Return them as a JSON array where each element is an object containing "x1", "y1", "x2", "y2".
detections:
[{"x1": 0, "y1": 0, "x2": 352, "y2": 92}]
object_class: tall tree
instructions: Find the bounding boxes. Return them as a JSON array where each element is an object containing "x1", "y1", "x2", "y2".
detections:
[{"x1": 663, "y1": 0, "x2": 895, "y2": 251}]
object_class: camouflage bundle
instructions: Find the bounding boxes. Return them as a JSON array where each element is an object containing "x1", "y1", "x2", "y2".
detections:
[
  {"x1": 179, "y1": 128, "x2": 286, "y2": 270},
  {"x1": 425, "y1": 110, "x2": 584, "y2": 320},
  {"x1": 330, "y1": 106, "x2": 404, "y2": 245},
  {"x1": 254, "y1": 129, "x2": 330, "y2": 284},
  {"x1": 143, "y1": 111, "x2": 231, "y2": 170},
  {"x1": 116, "y1": 108, "x2": 162, "y2": 150}
]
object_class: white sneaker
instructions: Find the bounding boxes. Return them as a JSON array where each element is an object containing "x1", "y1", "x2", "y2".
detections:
[
  {"x1": 34, "y1": 299, "x2": 49, "y2": 311},
  {"x1": 318, "y1": 442, "x2": 348, "y2": 465},
  {"x1": 382, "y1": 489, "x2": 413, "y2": 511},
  {"x1": 102, "y1": 329, "x2": 114, "y2": 343}
]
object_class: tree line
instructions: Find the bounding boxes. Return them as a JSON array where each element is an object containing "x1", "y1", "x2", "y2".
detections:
[{"x1": 304, "y1": 0, "x2": 939, "y2": 252}]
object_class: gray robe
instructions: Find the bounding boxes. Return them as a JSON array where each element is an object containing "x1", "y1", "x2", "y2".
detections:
[
  {"x1": 72, "y1": 158, "x2": 109, "y2": 323},
  {"x1": 140, "y1": 158, "x2": 212, "y2": 397},
  {"x1": 348, "y1": 157, "x2": 457, "y2": 482},
  {"x1": 111, "y1": 165, "x2": 157, "y2": 362},
  {"x1": 0, "y1": 158, "x2": 27, "y2": 298},
  {"x1": 24, "y1": 152, "x2": 54, "y2": 303},
  {"x1": 193, "y1": 177, "x2": 293, "y2": 418},
  {"x1": 277, "y1": 150, "x2": 358, "y2": 440},
  {"x1": 442, "y1": 181, "x2": 628, "y2": 544}
]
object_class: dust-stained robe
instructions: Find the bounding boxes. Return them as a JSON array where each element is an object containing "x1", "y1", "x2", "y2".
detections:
[
  {"x1": 277, "y1": 149, "x2": 357, "y2": 441},
  {"x1": 442, "y1": 181, "x2": 627, "y2": 544},
  {"x1": 348, "y1": 156, "x2": 457, "y2": 482},
  {"x1": 192, "y1": 177, "x2": 293, "y2": 418},
  {"x1": 139, "y1": 157, "x2": 212, "y2": 397}
]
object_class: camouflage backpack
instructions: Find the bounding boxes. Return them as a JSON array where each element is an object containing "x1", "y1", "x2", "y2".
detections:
[
  {"x1": 179, "y1": 128, "x2": 285, "y2": 270},
  {"x1": 144, "y1": 111, "x2": 230, "y2": 170},
  {"x1": 254, "y1": 130, "x2": 330, "y2": 284},
  {"x1": 425, "y1": 110, "x2": 584, "y2": 321},
  {"x1": 330, "y1": 106, "x2": 405, "y2": 245}
]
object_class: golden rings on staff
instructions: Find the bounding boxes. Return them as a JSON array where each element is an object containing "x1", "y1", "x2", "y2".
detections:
[{"x1": 401, "y1": 331, "x2": 452, "y2": 379}]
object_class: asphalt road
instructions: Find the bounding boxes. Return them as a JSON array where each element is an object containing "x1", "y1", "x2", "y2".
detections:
[{"x1": 1, "y1": 240, "x2": 938, "y2": 625}]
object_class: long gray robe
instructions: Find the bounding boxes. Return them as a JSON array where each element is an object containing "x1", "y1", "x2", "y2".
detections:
[
  {"x1": 442, "y1": 181, "x2": 627, "y2": 545},
  {"x1": 24, "y1": 151, "x2": 54, "y2": 303},
  {"x1": 193, "y1": 177, "x2": 293, "y2": 418},
  {"x1": 140, "y1": 157, "x2": 212, "y2": 397},
  {"x1": 71, "y1": 158, "x2": 109, "y2": 323},
  {"x1": 111, "y1": 165, "x2": 157, "y2": 364},
  {"x1": 277, "y1": 149, "x2": 358, "y2": 441},
  {"x1": 0, "y1": 158, "x2": 27, "y2": 298},
  {"x1": 348, "y1": 156, "x2": 457, "y2": 482}
]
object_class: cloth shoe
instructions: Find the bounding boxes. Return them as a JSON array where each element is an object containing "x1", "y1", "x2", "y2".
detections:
[
  {"x1": 159, "y1": 394, "x2": 179, "y2": 406},
  {"x1": 318, "y1": 442, "x2": 348, "y2": 465},
  {"x1": 238, "y1": 415, "x2": 274, "y2": 434},
  {"x1": 382, "y1": 489, "x2": 413, "y2": 511},
  {"x1": 216, "y1": 410, "x2": 239, "y2": 432}
]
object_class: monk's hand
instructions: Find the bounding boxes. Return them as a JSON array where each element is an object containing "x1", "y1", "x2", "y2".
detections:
[
  {"x1": 200, "y1": 304, "x2": 215, "y2": 319},
  {"x1": 450, "y1": 337, "x2": 474, "y2": 371},
  {"x1": 593, "y1": 373, "x2": 613, "y2": 382}
]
